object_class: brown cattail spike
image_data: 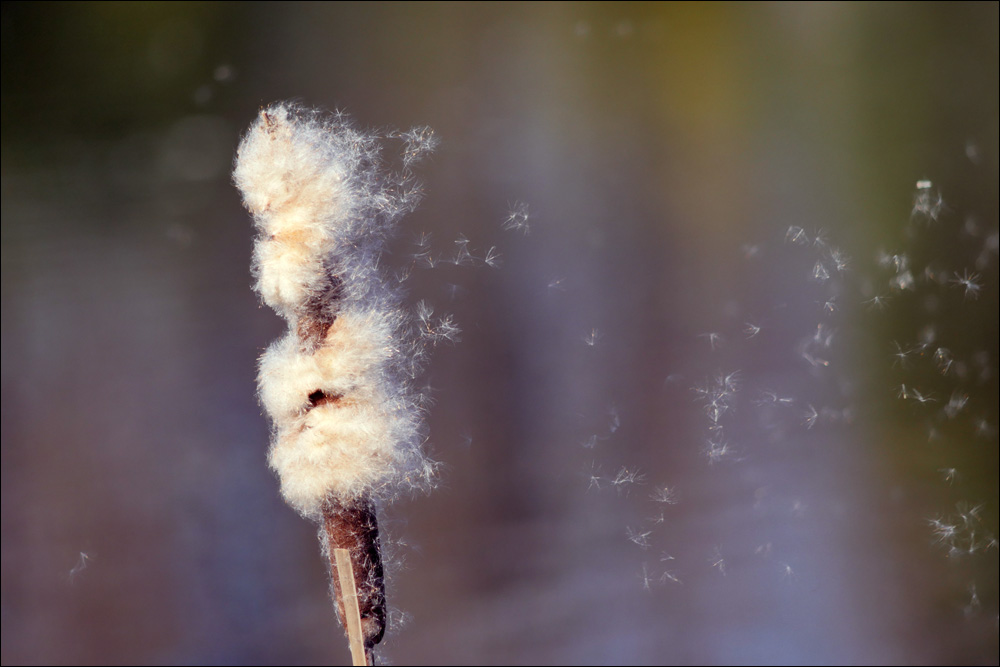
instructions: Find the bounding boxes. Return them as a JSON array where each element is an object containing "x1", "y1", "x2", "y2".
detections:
[{"x1": 323, "y1": 494, "x2": 386, "y2": 654}]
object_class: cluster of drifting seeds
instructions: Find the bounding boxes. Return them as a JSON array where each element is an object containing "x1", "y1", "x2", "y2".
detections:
[
  {"x1": 873, "y1": 180, "x2": 998, "y2": 619},
  {"x1": 583, "y1": 177, "x2": 996, "y2": 606}
]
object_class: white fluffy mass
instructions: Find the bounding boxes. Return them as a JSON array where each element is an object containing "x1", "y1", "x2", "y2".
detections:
[{"x1": 234, "y1": 102, "x2": 437, "y2": 519}]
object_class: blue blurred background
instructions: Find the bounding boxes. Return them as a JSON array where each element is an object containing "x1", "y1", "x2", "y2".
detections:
[{"x1": 2, "y1": 3, "x2": 997, "y2": 664}]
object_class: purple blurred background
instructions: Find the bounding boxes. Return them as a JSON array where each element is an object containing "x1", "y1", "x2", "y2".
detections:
[{"x1": 2, "y1": 3, "x2": 997, "y2": 664}]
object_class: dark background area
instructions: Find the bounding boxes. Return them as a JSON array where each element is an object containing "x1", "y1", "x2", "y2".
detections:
[{"x1": 2, "y1": 3, "x2": 998, "y2": 664}]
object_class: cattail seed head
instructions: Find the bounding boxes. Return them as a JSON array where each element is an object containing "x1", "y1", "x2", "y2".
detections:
[{"x1": 235, "y1": 102, "x2": 436, "y2": 520}]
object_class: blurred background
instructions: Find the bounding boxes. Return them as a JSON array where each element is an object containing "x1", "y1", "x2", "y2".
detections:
[{"x1": 2, "y1": 3, "x2": 997, "y2": 664}]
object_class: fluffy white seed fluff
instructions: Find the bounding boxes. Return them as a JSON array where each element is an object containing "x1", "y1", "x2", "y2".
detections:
[
  {"x1": 258, "y1": 309, "x2": 398, "y2": 423},
  {"x1": 235, "y1": 102, "x2": 436, "y2": 519}
]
